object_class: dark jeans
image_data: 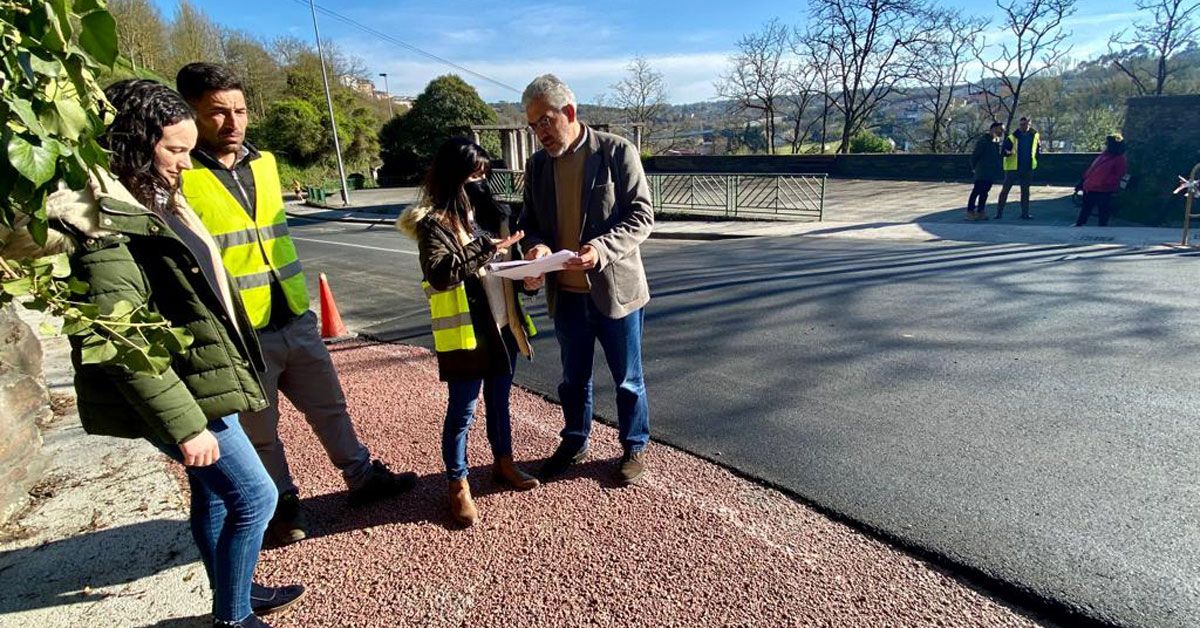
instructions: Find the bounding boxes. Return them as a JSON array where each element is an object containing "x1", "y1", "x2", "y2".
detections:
[
  {"x1": 996, "y1": 170, "x2": 1033, "y2": 217},
  {"x1": 968, "y1": 180, "x2": 993, "y2": 213},
  {"x1": 553, "y1": 291, "x2": 650, "y2": 454},
  {"x1": 442, "y1": 329, "x2": 519, "y2": 480},
  {"x1": 1075, "y1": 191, "x2": 1114, "y2": 226},
  {"x1": 153, "y1": 415, "x2": 277, "y2": 623}
]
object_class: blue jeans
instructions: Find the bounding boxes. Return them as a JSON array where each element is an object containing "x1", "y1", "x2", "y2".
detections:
[
  {"x1": 154, "y1": 415, "x2": 277, "y2": 623},
  {"x1": 553, "y1": 291, "x2": 650, "y2": 454},
  {"x1": 442, "y1": 334, "x2": 519, "y2": 480}
]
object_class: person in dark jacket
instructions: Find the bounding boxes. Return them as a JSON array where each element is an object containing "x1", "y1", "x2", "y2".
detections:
[
  {"x1": 966, "y1": 122, "x2": 1005, "y2": 221},
  {"x1": 1074, "y1": 134, "x2": 1129, "y2": 227},
  {"x1": 34, "y1": 79, "x2": 302, "y2": 628},
  {"x1": 398, "y1": 138, "x2": 540, "y2": 527}
]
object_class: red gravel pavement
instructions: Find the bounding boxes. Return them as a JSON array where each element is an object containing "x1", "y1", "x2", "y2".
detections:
[{"x1": 253, "y1": 341, "x2": 1043, "y2": 628}]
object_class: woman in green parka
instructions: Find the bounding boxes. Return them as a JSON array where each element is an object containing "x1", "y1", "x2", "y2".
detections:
[{"x1": 22, "y1": 80, "x2": 302, "y2": 627}]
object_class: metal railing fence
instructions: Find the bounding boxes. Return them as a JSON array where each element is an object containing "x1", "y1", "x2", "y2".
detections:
[{"x1": 488, "y1": 170, "x2": 825, "y2": 221}]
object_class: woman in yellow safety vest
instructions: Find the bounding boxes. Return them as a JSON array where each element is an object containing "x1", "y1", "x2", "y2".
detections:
[{"x1": 398, "y1": 137, "x2": 540, "y2": 527}]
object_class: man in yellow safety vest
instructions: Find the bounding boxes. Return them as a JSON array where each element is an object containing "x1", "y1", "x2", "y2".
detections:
[
  {"x1": 995, "y1": 116, "x2": 1041, "y2": 220},
  {"x1": 176, "y1": 63, "x2": 416, "y2": 546}
]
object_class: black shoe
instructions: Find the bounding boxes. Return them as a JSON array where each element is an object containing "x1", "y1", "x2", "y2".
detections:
[
  {"x1": 348, "y1": 460, "x2": 418, "y2": 506},
  {"x1": 538, "y1": 443, "x2": 588, "y2": 480},
  {"x1": 1020, "y1": 213, "x2": 1033, "y2": 220},
  {"x1": 266, "y1": 491, "x2": 307, "y2": 547},
  {"x1": 251, "y1": 582, "x2": 306, "y2": 616},
  {"x1": 993, "y1": 213, "x2": 1003, "y2": 220},
  {"x1": 214, "y1": 613, "x2": 271, "y2": 627},
  {"x1": 616, "y1": 450, "x2": 646, "y2": 485}
]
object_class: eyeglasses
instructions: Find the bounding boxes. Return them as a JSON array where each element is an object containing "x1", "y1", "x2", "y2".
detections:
[{"x1": 528, "y1": 113, "x2": 555, "y2": 132}]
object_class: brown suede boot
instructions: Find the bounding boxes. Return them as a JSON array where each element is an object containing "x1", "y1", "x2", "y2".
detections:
[
  {"x1": 447, "y1": 479, "x2": 478, "y2": 527},
  {"x1": 493, "y1": 456, "x2": 540, "y2": 491}
]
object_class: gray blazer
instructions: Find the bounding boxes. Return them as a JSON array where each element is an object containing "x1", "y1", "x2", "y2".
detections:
[{"x1": 519, "y1": 127, "x2": 654, "y2": 319}]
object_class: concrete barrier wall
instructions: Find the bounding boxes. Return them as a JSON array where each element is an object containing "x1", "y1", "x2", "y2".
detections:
[{"x1": 644, "y1": 153, "x2": 1098, "y2": 186}]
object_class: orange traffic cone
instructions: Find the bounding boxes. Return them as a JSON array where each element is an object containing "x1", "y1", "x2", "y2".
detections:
[{"x1": 318, "y1": 272, "x2": 348, "y2": 339}]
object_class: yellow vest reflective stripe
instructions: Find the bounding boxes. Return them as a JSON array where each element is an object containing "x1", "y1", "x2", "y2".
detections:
[
  {"x1": 180, "y1": 151, "x2": 309, "y2": 329},
  {"x1": 520, "y1": 311, "x2": 537, "y2": 338},
  {"x1": 1003, "y1": 131, "x2": 1040, "y2": 171},
  {"x1": 423, "y1": 281, "x2": 477, "y2": 352}
]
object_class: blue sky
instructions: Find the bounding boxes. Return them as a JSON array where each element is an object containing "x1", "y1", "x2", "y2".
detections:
[{"x1": 157, "y1": 0, "x2": 1139, "y2": 104}]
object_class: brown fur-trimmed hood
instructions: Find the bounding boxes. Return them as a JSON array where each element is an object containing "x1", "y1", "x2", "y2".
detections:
[
  {"x1": 395, "y1": 201, "x2": 435, "y2": 241},
  {"x1": 0, "y1": 171, "x2": 142, "y2": 261}
]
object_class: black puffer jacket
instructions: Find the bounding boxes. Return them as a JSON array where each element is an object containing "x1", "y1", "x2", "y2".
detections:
[{"x1": 397, "y1": 198, "x2": 534, "y2": 382}]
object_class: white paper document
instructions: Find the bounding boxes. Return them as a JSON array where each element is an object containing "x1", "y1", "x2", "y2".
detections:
[{"x1": 486, "y1": 249, "x2": 576, "y2": 280}]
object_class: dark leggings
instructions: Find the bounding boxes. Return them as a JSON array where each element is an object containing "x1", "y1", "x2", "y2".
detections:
[
  {"x1": 968, "y1": 180, "x2": 993, "y2": 213},
  {"x1": 1075, "y1": 191, "x2": 1114, "y2": 226}
]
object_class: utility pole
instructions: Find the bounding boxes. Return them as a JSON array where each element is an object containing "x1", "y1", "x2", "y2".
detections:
[
  {"x1": 309, "y1": 0, "x2": 351, "y2": 206},
  {"x1": 379, "y1": 72, "x2": 393, "y2": 118}
]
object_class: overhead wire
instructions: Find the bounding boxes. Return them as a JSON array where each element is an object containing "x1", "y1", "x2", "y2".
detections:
[{"x1": 288, "y1": 0, "x2": 522, "y2": 94}]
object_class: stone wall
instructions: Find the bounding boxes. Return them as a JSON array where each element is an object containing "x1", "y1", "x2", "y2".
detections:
[
  {"x1": 1121, "y1": 95, "x2": 1200, "y2": 226},
  {"x1": 644, "y1": 153, "x2": 1097, "y2": 186},
  {"x1": 0, "y1": 305, "x2": 49, "y2": 524}
]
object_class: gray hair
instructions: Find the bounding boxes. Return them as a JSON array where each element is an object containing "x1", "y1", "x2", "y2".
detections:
[{"x1": 522, "y1": 74, "x2": 576, "y2": 110}]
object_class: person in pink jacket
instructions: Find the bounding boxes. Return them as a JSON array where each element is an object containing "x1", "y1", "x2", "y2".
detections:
[{"x1": 1074, "y1": 134, "x2": 1128, "y2": 227}]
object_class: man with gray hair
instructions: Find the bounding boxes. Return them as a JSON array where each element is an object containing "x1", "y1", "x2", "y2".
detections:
[{"x1": 518, "y1": 73, "x2": 654, "y2": 484}]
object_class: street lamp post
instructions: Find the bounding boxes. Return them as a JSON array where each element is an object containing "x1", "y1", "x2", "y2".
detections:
[
  {"x1": 379, "y1": 72, "x2": 393, "y2": 118},
  {"x1": 308, "y1": 0, "x2": 351, "y2": 206}
]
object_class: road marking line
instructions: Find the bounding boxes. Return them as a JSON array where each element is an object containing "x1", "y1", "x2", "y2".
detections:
[{"x1": 292, "y1": 237, "x2": 417, "y2": 255}]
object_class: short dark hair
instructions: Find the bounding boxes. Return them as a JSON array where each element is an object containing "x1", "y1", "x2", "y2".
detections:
[
  {"x1": 989, "y1": 121, "x2": 1004, "y2": 130},
  {"x1": 176, "y1": 62, "x2": 244, "y2": 104},
  {"x1": 1019, "y1": 116, "x2": 1029, "y2": 122}
]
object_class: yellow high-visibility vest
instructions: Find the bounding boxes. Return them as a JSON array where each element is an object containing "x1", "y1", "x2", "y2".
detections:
[
  {"x1": 422, "y1": 281, "x2": 536, "y2": 353},
  {"x1": 1003, "y1": 131, "x2": 1040, "y2": 171},
  {"x1": 180, "y1": 151, "x2": 309, "y2": 329}
]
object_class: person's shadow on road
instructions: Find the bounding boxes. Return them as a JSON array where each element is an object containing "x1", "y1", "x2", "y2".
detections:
[{"x1": 0, "y1": 519, "x2": 198, "y2": 615}]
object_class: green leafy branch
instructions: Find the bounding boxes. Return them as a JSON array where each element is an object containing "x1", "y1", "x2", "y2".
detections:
[{"x1": 1, "y1": 1, "x2": 192, "y2": 376}]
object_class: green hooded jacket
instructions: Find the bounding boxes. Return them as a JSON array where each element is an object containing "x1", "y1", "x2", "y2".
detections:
[{"x1": 4, "y1": 174, "x2": 268, "y2": 445}]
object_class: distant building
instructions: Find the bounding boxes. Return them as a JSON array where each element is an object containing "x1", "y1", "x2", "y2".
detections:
[{"x1": 339, "y1": 75, "x2": 376, "y2": 96}]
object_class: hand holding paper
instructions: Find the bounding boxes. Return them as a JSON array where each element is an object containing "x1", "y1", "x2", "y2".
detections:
[{"x1": 487, "y1": 249, "x2": 576, "y2": 280}]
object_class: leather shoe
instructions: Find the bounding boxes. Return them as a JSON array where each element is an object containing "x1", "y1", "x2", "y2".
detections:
[
  {"x1": 616, "y1": 450, "x2": 646, "y2": 485},
  {"x1": 348, "y1": 460, "x2": 417, "y2": 506},
  {"x1": 537, "y1": 443, "x2": 588, "y2": 480},
  {"x1": 448, "y1": 478, "x2": 478, "y2": 527},
  {"x1": 251, "y1": 582, "x2": 306, "y2": 616},
  {"x1": 494, "y1": 456, "x2": 539, "y2": 490},
  {"x1": 265, "y1": 491, "x2": 306, "y2": 547}
]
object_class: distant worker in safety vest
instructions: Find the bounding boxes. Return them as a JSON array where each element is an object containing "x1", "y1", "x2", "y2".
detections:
[
  {"x1": 995, "y1": 116, "x2": 1041, "y2": 220},
  {"x1": 176, "y1": 63, "x2": 417, "y2": 547}
]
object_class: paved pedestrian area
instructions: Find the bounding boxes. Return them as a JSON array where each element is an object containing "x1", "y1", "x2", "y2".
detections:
[
  {"x1": 0, "y1": 336, "x2": 1049, "y2": 627},
  {"x1": 246, "y1": 341, "x2": 1041, "y2": 627}
]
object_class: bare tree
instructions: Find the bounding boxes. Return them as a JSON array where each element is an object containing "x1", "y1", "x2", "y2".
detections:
[
  {"x1": 1108, "y1": 0, "x2": 1200, "y2": 95},
  {"x1": 972, "y1": 0, "x2": 1077, "y2": 131},
  {"x1": 110, "y1": 0, "x2": 167, "y2": 74},
  {"x1": 610, "y1": 56, "x2": 668, "y2": 129},
  {"x1": 167, "y1": 0, "x2": 224, "y2": 70},
  {"x1": 795, "y1": 29, "x2": 840, "y2": 153},
  {"x1": 915, "y1": 9, "x2": 988, "y2": 152},
  {"x1": 221, "y1": 29, "x2": 284, "y2": 118},
  {"x1": 715, "y1": 19, "x2": 792, "y2": 154},
  {"x1": 805, "y1": 0, "x2": 937, "y2": 154}
]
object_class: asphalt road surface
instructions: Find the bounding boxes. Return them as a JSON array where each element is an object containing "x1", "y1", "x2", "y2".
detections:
[{"x1": 289, "y1": 216, "x2": 1199, "y2": 628}]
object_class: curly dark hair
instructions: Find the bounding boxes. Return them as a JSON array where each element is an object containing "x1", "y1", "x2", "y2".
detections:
[{"x1": 101, "y1": 79, "x2": 195, "y2": 210}]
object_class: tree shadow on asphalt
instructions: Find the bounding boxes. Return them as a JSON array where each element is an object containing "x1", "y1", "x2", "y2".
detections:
[{"x1": 0, "y1": 519, "x2": 195, "y2": 615}]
